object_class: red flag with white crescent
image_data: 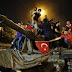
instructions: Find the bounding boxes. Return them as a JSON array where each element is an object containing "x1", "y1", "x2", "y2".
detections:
[{"x1": 35, "y1": 41, "x2": 49, "y2": 54}]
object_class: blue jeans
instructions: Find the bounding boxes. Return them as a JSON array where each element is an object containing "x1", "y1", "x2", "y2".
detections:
[
  {"x1": 64, "y1": 38, "x2": 68, "y2": 43},
  {"x1": 17, "y1": 37, "x2": 22, "y2": 50},
  {"x1": 64, "y1": 38, "x2": 72, "y2": 48}
]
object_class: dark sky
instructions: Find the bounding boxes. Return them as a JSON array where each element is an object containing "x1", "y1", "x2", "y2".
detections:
[{"x1": 0, "y1": 0, "x2": 72, "y2": 26}]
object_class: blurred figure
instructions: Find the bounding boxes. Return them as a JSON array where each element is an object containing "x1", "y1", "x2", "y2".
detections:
[
  {"x1": 21, "y1": 21, "x2": 24, "y2": 25},
  {"x1": 49, "y1": 30, "x2": 72, "y2": 48},
  {"x1": 30, "y1": 7, "x2": 37, "y2": 24},
  {"x1": 37, "y1": 9, "x2": 42, "y2": 22},
  {"x1": 39, "y1": 19, "x2": 54, "y2": 40},
  {"x1": 53, "y1": 21, "x2": 61, "y2": 37},
  {"x1": 52, "y1": 21, "x2": 61, "y2": 48},
  {"x1": 24, "y1": 21, "x2": 34, "y2": 33},
  {"x1": 27, "y1": 21, "x2": 33, "y2": 26},
  {"x1": 65, "y1": 20, "x2": 72, "y2": 33},
  {"x1": 43, "y1": 15, "x2": 49, "y2": 23},
  {"x1": 11, "y1": 23, "x2": 24, "y2": 51},
  {"x1": 61, "y1": 27, "x2": 65, "y2": 34},
  {"x1": 23, "y1": 21, "x2": 35, "y2": 55},
  {"x1": 33, "y1": 9, "x2": 42, "y2": 24},
  {"x1": 38, "y1": 19, "x2": 55, "y2": 49},
  {"x1": 49, "y1": 19, "x2": 54, "y2": 25},
  {"x1": 17, "y1": 23, "x2": 21, "y2": 27},
  {"x1": 30, "y1": 7, "x2": 37, "y2": 16},
  {"x1": 31, "y1": 9, "x2": 42, "y2": 35},
  {"x1": 37, "y1": 21, "x2": 43, "y2": 35},
  {"x1": 49, "y1": 19, "x2": 55, "y2": 30}
]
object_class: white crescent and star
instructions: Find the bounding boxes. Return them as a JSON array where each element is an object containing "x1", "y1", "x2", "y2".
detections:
[{"x1": 41, "y1": 43, "x2": 49, "y2": 51}]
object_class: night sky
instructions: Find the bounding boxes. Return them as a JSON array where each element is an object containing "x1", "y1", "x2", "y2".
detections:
[{"x1": 0, "y1": 0, "x2": 72, "y2": 26}]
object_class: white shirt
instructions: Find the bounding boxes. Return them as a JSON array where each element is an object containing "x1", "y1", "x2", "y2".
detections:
[{"x1": 33, "y1": 23, "x2": 38, "y2": 29}]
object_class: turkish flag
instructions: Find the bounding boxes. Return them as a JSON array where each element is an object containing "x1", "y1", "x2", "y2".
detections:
[{"x1": 35, "y1": 41, "x2": 49, "y2": 54}]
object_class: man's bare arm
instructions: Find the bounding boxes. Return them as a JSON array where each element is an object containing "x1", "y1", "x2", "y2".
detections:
[
  {"x1": 55, "y1": 28, "x2": 61, "y2": 33},
  {"x1": 49, "y1": 37, "x2": 61, "y2": 42},
  {"x1": 68, "y1": 29, "x2": 71, "y2": 33}
]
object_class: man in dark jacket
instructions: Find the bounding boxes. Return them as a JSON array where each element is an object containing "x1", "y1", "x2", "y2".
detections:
[
  {"x1": 39, "y1": 22, "x2": 54, "y2": 41},
  {"x1": 38, "y1": 21, "x2": 55, "y2": 49}
]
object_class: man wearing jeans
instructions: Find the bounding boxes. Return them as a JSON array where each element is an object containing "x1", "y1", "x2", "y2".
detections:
[
  {"x1": 11, "y1": 23, "x2": 24, "y2": 50},
  {"x1": 16, "y1": 32, "x2": 24, "y2": 50}
]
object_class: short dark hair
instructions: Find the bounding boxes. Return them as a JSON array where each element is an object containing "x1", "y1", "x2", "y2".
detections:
[
  {"x1": 56, "y1": 21, "x2": 60, "y2": 24},
  {"x1": 45, "y1": 15, "x2": 47, "y2": 16},
  {"x1": 41, "y1": 21, "x2": 43, "y2": 23},
  {"x1": 67, "y1": 20, "x2": 71, "y2": 23},
  {"x1": 38, "y1": 9, "x2": 41, "y2": 12},
  {"x1": 50, "y1": 19, "x2": 53, "y2": 22},
  {"x1": 67, "y1": 19, "x2": 70, "y2": 21},
  {"x1": 43, "y1": 19, "x2": 48, "y2": 23},
  {"x1": 34, "y1": 7, "x2": 37, "y2": 9},
  {"x1": 34, "y1": 7, "x2": 37, "y2": 11},
  {"x1": 27, "y1": 21, "x2": 30, "y2": 23}
]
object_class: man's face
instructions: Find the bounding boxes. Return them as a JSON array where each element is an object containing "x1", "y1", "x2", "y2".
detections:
[
  {"x1": 38, "y1": 10, "x2": 41, "y2": 13},
  {"x1": 67, "y1": 21, "x2": 70, "y2": 25},
  {"x1": 45, "y1": 15, "x2": 47, "y2": 18},
  {"x1": 27, "y1": 22, "x2": 29, "y2": 25},
  {"x1": 58, "y1": 22, "x2": 61, "y2": 25},
  {"x1": 21, "y1": 21, "x2": 23, "y2": 25},
  {"x1": 21, "y1": 25, "x2": 24, "y2": 29},
  {"x1": 18, "y1": 23, "x2": 21, "y2": 27},
  {"x1": 34, "y1": 8, "x2": 37, "y2": 11},
  {"x1": 64, "y1": 31, "x2": 68, "y2": 35}
]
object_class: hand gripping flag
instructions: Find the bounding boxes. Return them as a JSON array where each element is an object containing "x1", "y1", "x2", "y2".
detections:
[{"x1": 35, "y1": 41, "x2": 49, "y2": 54}]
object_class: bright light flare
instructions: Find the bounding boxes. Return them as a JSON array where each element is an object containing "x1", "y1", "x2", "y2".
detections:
[
  {"x1": 41, "y1": 10, "x2": 45, "y2": 15},
  {"x1": 40, "y1": 9, "x2": 47, "y2": 20},
  {"x1": 41, "y1": 10, "x2": 43, "y2": 15}
]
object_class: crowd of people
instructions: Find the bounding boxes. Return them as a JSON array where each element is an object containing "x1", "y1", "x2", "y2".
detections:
[
  {"x1": 11, "y1": 7, "x2": 72, "y2": 54},
  {"x1": 30, "y1": 7, "x2": 72, "y2": 48}
]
